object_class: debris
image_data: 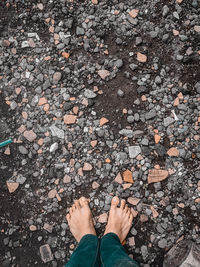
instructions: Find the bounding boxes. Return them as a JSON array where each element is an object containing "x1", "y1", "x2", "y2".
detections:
[
  {"x1": 148, "y1": 169, "x2": 169, "y2": 184},
  {"x1": 0, "y1": 139, "x2": 13, "y2": 148},
  {"x1": 123, "y1": 170, "x2": 134, "y2": 183}
]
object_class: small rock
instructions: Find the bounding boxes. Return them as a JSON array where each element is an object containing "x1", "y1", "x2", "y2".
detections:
[
  {"x1": 63, "y1": 175, "x2": 71, "y2": 184},
  {"x1": 7, "y1": 182, "x2": 19, "y2": 193},
  {"x1": 37, "y1": 3, "x2": 44, "y2": 10},
  {"x1": 50, "y1": 143, "x2": 58, "y2": 153},
  {"x1": 40, "y1": 244, "x2": 53, "y2": 263},
  {"x1": 128, "y1": 146, "x2": 141, "y2": 158},
  {"x1": 97, "y1": 70, "x2": 110, "y2": 79},
  {"x1": 123, "y1": 170, "x2": 134, "y2": 183},
  {"x1": 128, "y1": 237, "x2": 135, "y2": 246},
  {"x1": 129, "y1": 9, "x2": 139, "y2": 18},
  {"x1": 98, "y1": 213, "x2": 108, "y2": 223},
  {"x1": 30, "y1": 225, "x2": 37, "y2": 231},
  {"x1": 164, "y1": 117, "x2": 174, "y2": 127},
  {"x1": 92, "y1": 181, "x2": 100, "y2": 189},
  {"x1": 64, "y1": 115, "x2": 77, "y2": 124},
  {"x1": 84, "y1": 89, "x2": 97, "y2": 99},
  {"x1": 148, "y1": 169, "x2": 169, "y2": 184},
  {"x1": 83, "y1": 162, "x2": 93, "y2": 171},
  {"x1": 137, "y1": 52, "x2": 147, "y2": 63},
  {"x1": 44, "y1": 223, "x2": 53, "y2": 233},
  {"x1": 49, "y1": 125, "x2": 64, "y2": 139},
  {"x1": 117, "y1": 89, "x2": 124, "y2": 97},
  {"x1": 48, "y1": 189, "x2": 57, "y2": 199},
  {"x1": 145, "y1": 109, "x2": 156, "y2": 120},
  {"x1": 53, "y1": 72, "x2": 62, "y2": 81},
  {"x1": 114, "y1": 59, "x2": 123, "y2": 68},
  {"x1": 127, "y1": 197, "x2": 140, "y2": 206},
  {"x1": 100, "y1": 117, "x2": 109, "y2": 126},
  {"x1": 167, "y1": 147, "x2": 179, "y2": 157},
  {"x1": 24, "y1": 130, "x2": 37, "y2": 142},
  {"x1": 19, "y1": 145, "x2": 28, "y2": 154},
  {"x1": 114, "y1": 173, "x2": 123, "y2": 184},
  {"x1": 76, "y1": 27, "x2": 85, "y2": 36},
  {"x1": 158, "y1": 239, "x2": 167, "y2": 248},
  {"x1": 129, "y1": 63, "x2": 138, "y2": 71}
]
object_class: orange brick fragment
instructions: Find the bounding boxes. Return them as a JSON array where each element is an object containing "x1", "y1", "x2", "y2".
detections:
[
  {"x1": 91, "y1": 140, "x2": 97, "y2": 147},
  {"x1": 123, "y1": 170, "x2": 134, "y2": 183},
  {"x1": 62, "y1": 52, "x2": 70, "y2": 59},
  {"x1": 38, "y1": 97, "x2": 47, "y2": 106},
  {"x1": 167, "y1": 147, "x2": 179, "y2": 157},
  {"x1": 100, "y1": 117, "x2": 109, "y2": 126},
  {"x1": 148, "y1": 169, "x2": 169, "y2": 184},
  {"x1": 174, "y1": 97, "x2": 179, "y2": 106},
  {"x1": 64, "y1": 115, "x2": 77, "y2": 124},
  {"x1": 129, "y1": 9, "x2": 139, "y2": 18},
  {"x1": 137, "y1": 52, "x2": 147, "y2": 63},
  {"x1": 154, "y1": 134, "x2": 161, "y2": 144}
]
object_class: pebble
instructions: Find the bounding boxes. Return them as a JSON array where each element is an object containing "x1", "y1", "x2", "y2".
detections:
[
  {"x1": 23, "y1": 130, "x2": 37, "y2": 142},
  {"x1": 84, "y1": 89, "x2": 97, "y2": 99},
  {"x1": 50, "y1": 143, "x2": 58, "y2": 153},
  {"x1": 19, "y1": 146, "x2": 28, "y2": 154},
  {"x1": 128, "y1": 146, "x2": 141, "y2": 158},
  {"x1": 40, "y1": 244, "x2": 53, "y2": 263}
]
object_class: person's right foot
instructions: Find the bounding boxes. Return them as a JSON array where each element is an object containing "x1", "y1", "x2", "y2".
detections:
[{"x1": 104, "y1": 196, "x2": 133, "y2": 243}]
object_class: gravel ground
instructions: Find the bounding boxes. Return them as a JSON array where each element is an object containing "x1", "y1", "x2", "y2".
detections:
[{"x1": 0, "y1": 0, "x2": 200, "y2": 266}]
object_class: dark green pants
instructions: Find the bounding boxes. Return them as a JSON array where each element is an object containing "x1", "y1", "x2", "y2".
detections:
[{"x1": 65, "y1": 233, "x2": 140, "y2": 267}]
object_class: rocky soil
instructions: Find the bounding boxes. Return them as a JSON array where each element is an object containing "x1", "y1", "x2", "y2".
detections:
[{"x1": 0, "y1": 0, "x2": 200, "y2": 266}]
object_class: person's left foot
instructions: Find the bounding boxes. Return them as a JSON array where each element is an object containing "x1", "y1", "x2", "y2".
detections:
[{"x1": 66, "y1": 197, "x2": 96, "y2": 242}]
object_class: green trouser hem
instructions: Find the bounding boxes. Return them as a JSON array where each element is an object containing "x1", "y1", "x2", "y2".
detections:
[
  {"x1": 65, "y1": 234, "x2": 100, "y2": 267},
  {"x1": 65, "y1": 233, "x2": 140, "y2": 267},
  {"x1": 100, "y1": 233, "x2": 140, "y2": 267}
]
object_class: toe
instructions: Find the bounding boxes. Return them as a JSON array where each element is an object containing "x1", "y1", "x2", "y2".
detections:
[
  {"x1": 129, "y1": 213, "x2": 133, "y2": 224},
  {"x1": 74, "y1": 200, "x2": 80, "y2": 209},
  {"x1": 120, "y1": 199, "x2": 126, "y2": 209},
  {"x1": 66, "y1": 213, "x2": 71, "y2": 222},
  {"x1": 72, "y1": 204, "x2": 76, "y2": 211},
  {"x1": 79, "y1": 196, "x2": 89, "y2": 207},
  {"x1": 69, "y1": 207, "x2": 73, "y2": 215},
  {"x1": 124, "y1": 205, "x2": 129, "y2": 213},
  {"x1": 111, "y1": 196, "x2": 119, "y2": 207}
]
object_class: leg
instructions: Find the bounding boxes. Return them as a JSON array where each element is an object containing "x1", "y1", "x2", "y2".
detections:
[
  {"x1": 100, "y1": 197, "x2": 140, "y2": 267},
  {"x1": 65, "y1": 197, "x2": 100, "y2": 267}
]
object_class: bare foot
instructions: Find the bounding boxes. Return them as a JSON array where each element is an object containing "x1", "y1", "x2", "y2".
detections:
[
  {"x1": 104, "y1": 196, "x2": 133, "y2": 243},
  {"x1": 66, "y1": 197, "x2": 96, "y2": 242}
]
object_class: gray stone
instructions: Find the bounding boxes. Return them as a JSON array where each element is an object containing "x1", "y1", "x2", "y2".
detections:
[
  {"x1": 136, "y1": 37, "x2": 142, "y2": 45},
  {"x1": 195, "y1": 82, "x2": 200, "y2": 94},
  {"x1": 127, "y1": 115, "x2": 134, "y2": 123},
  {"x1": 137, "y1": 86, "x2": 148, "y2": 94},
  {"x1": 16, "y1": 175, "x2": 26, "y2": 184},
  {"x1": 76, "y1": 27, "x2": 84, "y2": 36},
  {"x1": 117, "y1": 89, "x2": 124, "y2": 97},
  {"x1": 53, "y1": 72, "x2": 62, "y2": 81},
  {"x1": 49, "y1": 125, "x2": 64, "y2": 139},
  {"x1": 119, "y1": 129, "x2": 133, "y2": 138},
  {"x1": 84, "y1": 89, "x2": 97, "y2": 99},
  {"x1": 141, "y1": 138, "x2": 149, "y2": 146},
  {"x1": 129, "y1": 146, "x2": 141, "y2": 158},
  {"x1": 195, "y1": 171, "x2": 200, "y2": 179},
  {"x1": 115, "y1": 59, "x2": 123, "y2": 68},
  {"x1": 162, "y1": 5, "x2": 169, "y2": 17},
  {"x1": 129, "y1": 63, "x2": 138, "y2": 71},
  {"x1": 134, "y1": 113, "x2": 140, "y2": 121},
  {"x1": 19, "y1": 146, "x2": 28, "y2": 155},
  {"x1": 50, "y1": 143, "x2": 58, "y2": 153},
  {"x1": 164, "y1": 117, "x2": 174, "y2": 127},
  {"x1": 158, "y1": 239, "x2": 167, "y2": 248},
  {"x1": 40, "y1": 244, "x2": 53, "y2": 263},
  {"x1": 145, "y1": 109, "x2": 156, "y2": 120}
]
